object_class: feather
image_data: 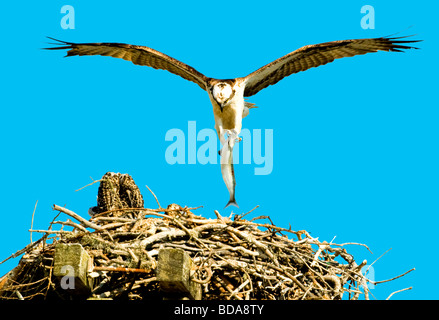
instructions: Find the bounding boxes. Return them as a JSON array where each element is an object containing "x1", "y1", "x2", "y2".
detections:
[
  {"x1": 44, "y1": 37, "x2": 208, "y2": 91},
  {"x1": 243, "y1": 35, "x2": 421, "y2": 97}
]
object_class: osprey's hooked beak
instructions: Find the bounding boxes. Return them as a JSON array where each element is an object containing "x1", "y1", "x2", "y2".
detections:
[{"x1": 219, "y1": 98, "x2": 231, "y2": 112}]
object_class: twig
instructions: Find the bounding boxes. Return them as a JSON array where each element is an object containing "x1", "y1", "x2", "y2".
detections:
[
  {"x1": 139, "y1": 229, "x2": 187, "y2": 247},
  {"x1": 75, "y1": 177, "x2": 102, "y2": 192},
  {"x1": 0, "y1": 236, "x2": 46, "y2": 265},
  {"x1": 145, "y1": 185, "x2": 162, "y2": 209},
  {"x1": 361, "y1": 276, "x2": 370, "y2": 300},
  {"x1": 14, "y1": 290, "x2": 24, "y2": 300},
  {"x1": 372, "y1": 268, "x2": 415, "y2": 285},
  {"x1": 229, "y1": 279, "x2": 250, "y2": 300},
  {"x1": 191, "y1": 266, "x2": 213, "y2": 284},
  {"x1": 386, "y1": 287, "x2": 413, "y2": 300},
  {"x1": 28, "y1": 229, "x2": 73, "y2": 235},
  {"x1": 366, "y1": 248, "x2": 392, "y2": 272},
  {"x1": 52, "y1": 204, "x2": 104, "y2": 231},
  {"x1": 52, "y1": 220, "x2": 89, "y2": 233},
  {"x1": 30, "y1": 200, "x2": 38, "y2": 243},
  {"x1": 236, "y1": 205, "x2": 259, "y2": 221},
  {"x1": 331, "y1": 242, "x2": 373, "y2": 254},
  {"x1": 310, "y1": 242, "x2": 330, "y2": 267},
  {"x1": 92, "y1": 266, "x2": 151, "y2": 274},
  {"x1": 232, "y1": 220, "x2": 305, "y2": 237}
]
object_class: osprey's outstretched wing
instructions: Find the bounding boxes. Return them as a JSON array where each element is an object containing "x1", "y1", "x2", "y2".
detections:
[
  {"x1": 243, "y1": 36, "x2": 421, "y2": 97},
  {"x1": 45, "y1": 38, "x2": 208, "y2": 91}
]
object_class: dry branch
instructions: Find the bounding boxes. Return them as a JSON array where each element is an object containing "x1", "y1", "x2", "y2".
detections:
[{"x1": 52, "y1": 205, "x2": 104, "y2": 231}]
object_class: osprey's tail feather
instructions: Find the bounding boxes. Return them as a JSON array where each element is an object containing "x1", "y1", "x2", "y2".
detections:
[{"x1": 244, "y1": 101, "x2": 258, "y2": 109}]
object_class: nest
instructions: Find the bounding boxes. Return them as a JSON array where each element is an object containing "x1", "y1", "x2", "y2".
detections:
[{"x1": 0, "y1": 173, "x2": 413, "y2": 300}]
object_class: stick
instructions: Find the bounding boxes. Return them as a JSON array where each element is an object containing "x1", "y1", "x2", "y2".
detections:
[
  {"x1": 93, "y1": 266, "x2": 151, "y2": 274},
  {"x1": 28, "y1": 229, "x2": 73, "y2": 234},
  {"x1": 52, "y1": 220, "x2": 89, "y2": 233},
  {"x1": 229, "y1": 279, "x2": 250, "y2": 300},
  {"x1": 0, "y1": 236, "x2": 46, "y2": 265},
  {"x1": 139, "y1": 229, "x2": 187, "y2": 247},
  {"x1": 52, "y1": 204, "x2": 104, "y2": 231},
  {"x1": 232, "y1": 220, "x2": 305, "y2": 237},
  {"x1": 15, "y1": 290, "x2": 24, "y2": 300},
  {"x1": 372, "y1": 268, "x2": 415, "y2": 284},
  {"x1": 30, "y1": 200, "x2": 38, "y2": 243},
  {"x1": 75, "y1": 177, "x2": 102, "y2": 192},
  {"x1": 145, "y1": 184, "x2": 162, "y2": 209},
  {"x1": 367, "y1": 248, "x2": 392, "y2": 271},
  {"x1": 236, "y1": 205, "x2": 259, "y2": 221},
  {"x1": 332, "y1": 242, "x2": 373, "y2": 254},
  {"x1": 386, "y1": 287, "x2": 412, "y2": 300},
  {"x1": 310, "y1": 243, "x2": 329, "y2": 267}
]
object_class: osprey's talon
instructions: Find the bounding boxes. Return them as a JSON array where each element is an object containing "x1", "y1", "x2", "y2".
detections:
[
  {"x1": 232, "y1": 129, "x2": 241, "y2": 142},
  {"x1": 225, "y1": 129, "x2": 241, "y2": 142}
]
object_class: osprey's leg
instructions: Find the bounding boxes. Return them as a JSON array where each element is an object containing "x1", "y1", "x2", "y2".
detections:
[
  {"x1": 216, "y1": 122, "x2": 227, "y2": 156},
  {"x1": 231, "y1": 112, "x2": 243, "y2": 142},
  {"x1": 215, "y1": 122, "x2": 227, "y2": 146},
  {"x1": 216, "y1": 115, "x2": 243, "y2": 155}
]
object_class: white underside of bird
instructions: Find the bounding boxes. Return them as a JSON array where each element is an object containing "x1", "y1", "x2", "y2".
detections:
[{"x1": 208, "y1": 79, "x2": 247, "y2": 145}]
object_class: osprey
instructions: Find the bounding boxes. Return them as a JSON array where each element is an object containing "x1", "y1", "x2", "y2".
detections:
[{"x1": 46, "y1": 35, "x2": 419, "y2": 207}]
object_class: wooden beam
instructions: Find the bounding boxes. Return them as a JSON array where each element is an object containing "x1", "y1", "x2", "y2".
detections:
[
  {"x1": 53, "y1": 243, "x2": 92, "y2": 295},
  {"x1": 156, "y1": 248, "x2": 201, "y2": 300}
]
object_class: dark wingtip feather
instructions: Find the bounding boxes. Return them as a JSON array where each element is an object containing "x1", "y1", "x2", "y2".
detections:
[
  {"x1": 384, "y1": 26, "x2": 416, "y2": 38},
  {"x1": 42, "y1": 37, "x2": 74, "y2": 50},
  {"x1": 384, "y1": 34, "x2": 423, "y2": 50},
  {"x1": 45, "y1": 36, "x2": 73, "y2": 44}
]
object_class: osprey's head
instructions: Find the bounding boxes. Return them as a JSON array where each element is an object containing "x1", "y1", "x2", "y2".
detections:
[{"x1": 211, "y1": 82, "x2": 234, "y2": 112}]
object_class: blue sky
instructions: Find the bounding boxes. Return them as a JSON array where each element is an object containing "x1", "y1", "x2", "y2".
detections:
[{"x1": 0, "y1": 1, "x2": 436, "y2": 300}]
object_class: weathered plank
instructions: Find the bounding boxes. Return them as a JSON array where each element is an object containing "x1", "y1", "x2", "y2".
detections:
[
  {"x1": 53, "y1": 243, "x2": 92, "y2": 295},
  {"x1": 156, "y1": 248, "x2": 201, "y2": 300}
]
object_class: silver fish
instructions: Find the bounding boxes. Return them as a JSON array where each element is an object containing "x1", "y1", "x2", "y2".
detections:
[{"x1": 221, "y1": 131, "x2": 239, "y2": 208}]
